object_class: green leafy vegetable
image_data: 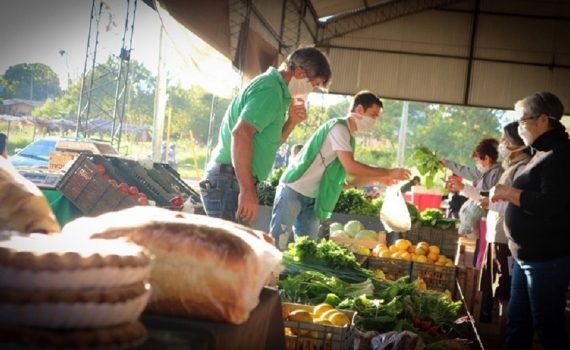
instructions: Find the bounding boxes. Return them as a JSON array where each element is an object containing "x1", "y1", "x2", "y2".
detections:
[{"x1": 411, "y1": 147, "x2": 444, "y2": 188}]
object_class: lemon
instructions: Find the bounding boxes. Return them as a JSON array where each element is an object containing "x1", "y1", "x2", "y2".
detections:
[
  {"x1": 388, "y1": 244, "x2": 399, "y2": 254},
  {"x1": 328, "y1": 312, "x2": 350, "y2": 327},
  {"x1": 429, "y1": 245, "x2": 440, "y2": 255},
  {"x1": 314, "y1": 318, "x2": 333, "y2": 326},
  {"x1": 313, "y1": 303, "x2": 333, "y2": 318},
  {"x1": 415, "y1": 246, "x2": 427, "y2": 256},
  {"x1": 416, "y1": 254, "x2": 428, "y2": 263},
  {"x1": 437, "y1": 255, "x2": 447, "y2": 264},
  {"x1": 356, "y1": 246, "x2": 370, "y2": 256},
  {"x1": 320, "y1": 309, "x2": 338, "y2": 321},
  {"x1": 395, "y1": 239, "x2": 411, "y2": 251},
  {"x1": 400, "y1": 252, "x2": 412, "y2": 261},
  {"x1": 288, "y1": 309, "x2": 313, "y2": 323},
  {"x1": 379, "y1": 250, "x2": 391, "y2": 258}
]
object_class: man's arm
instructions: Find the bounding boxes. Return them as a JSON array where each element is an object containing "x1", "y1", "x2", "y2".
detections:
[
  {"x1": 336, "y1": 151, "x2": 410, "y2": 181},
  {"x1": 231, "y1": 119, "x2": 259, "y2": 224}
]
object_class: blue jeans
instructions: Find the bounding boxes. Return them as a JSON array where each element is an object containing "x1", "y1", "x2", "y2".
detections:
[
  {"x1": 269, "y1": 184, "x2": 320, "y2": 251},
  {"x1": 506, "y1": 255, "x2": 570, "y2": 350},
  {"x1": 199, "y1": 167, "x2": 240, "y2": 223}
]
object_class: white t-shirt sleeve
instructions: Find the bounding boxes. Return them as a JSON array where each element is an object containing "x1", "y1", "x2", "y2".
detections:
[{"x1": 328, "y1": 124, "x2": 351, "y2": 152}]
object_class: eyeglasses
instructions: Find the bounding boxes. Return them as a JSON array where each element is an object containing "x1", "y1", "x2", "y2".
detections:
[{"x1": 518, "y1": 115, "x2": 538, "y2": 126}]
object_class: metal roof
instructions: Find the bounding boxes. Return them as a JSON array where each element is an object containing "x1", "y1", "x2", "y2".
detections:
[{"x1": 148, "y1": 0, "x2": 570, "y2": 111}]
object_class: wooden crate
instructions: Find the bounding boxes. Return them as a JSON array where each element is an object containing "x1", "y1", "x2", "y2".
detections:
[
  {"x1": 283, "y1": 303, "x2": 356, "y2": 350},
  {"x1": 402, "y1": 226, "x2": 459, "y2": 259},
  {"x1": 411, "y1": 262, "x2": 456, "y2": 292},
  {"x1": 48, "y1": 151, "x2": 77, "y2": 171},
  {"x1": 367, "y1": 256, "x2": 412, "y2": 281}
]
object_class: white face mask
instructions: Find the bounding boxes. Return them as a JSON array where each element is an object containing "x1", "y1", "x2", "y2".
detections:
[
  {"x1": 499, "y1": 142, "x2": 527, "y2": 160},
  {"x1": 498, "y1": 142, "x2": 511, "y2": 160},
  {"x1": 475, "y1": 163, "x2": 486, "y2": 173},
  {"x1": 517, "y1": 124, "x2": 535, "y2": 146},
  {"x1": 352, "y1": 113, "x2": 376, "y2": 132},
  {"x1": 288, "y1": 77, "x2": 314, "y2": 101}
]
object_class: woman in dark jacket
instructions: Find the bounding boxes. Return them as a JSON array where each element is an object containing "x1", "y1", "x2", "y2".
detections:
[{"x1": 491, "y1": 91, "x2": 570, "y2": 350}]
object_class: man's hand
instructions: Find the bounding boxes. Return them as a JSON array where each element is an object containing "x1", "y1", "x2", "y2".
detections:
[
  {"x1": 288, "y1": 98, "x2": 307, "y2": 125},
  {"x1": 479, "y1": 197, "x2": 490, "y2": 209},
  {"x1": 445, "y1": 177, "x2": 464, "y2": 192},
  {"x1": 236, "y1": 187, "x2": 259, "y2": 224},
  {"x1": 389, "y1": 168, "x2": 411, "y2": 181}
]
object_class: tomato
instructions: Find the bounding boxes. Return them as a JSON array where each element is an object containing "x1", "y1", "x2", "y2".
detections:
[
  {"x1": 95, "y1": 164, "x2": 106, "y2": 175},
  {"x1": 128, "y1": 186, "x2": 139, "y2": 196},
  {"x1": 137, "y1": 196, "x2": 149, "y2": 205},
  {"x1": 170, "y1": 196, "x2": 184, "y2": 207},
  {"x1": 118, "y1": 183, "x2": 130, "y2": 194}
]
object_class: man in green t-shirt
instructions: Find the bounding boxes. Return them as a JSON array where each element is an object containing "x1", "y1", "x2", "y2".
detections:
[{"x1": 200, "y1": 47, "x2": 332, "y2": 224}]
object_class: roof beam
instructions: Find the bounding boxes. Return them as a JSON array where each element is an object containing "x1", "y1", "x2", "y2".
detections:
[{"x1": 317, "y1": 0, "x2": 462, "y2": 43}]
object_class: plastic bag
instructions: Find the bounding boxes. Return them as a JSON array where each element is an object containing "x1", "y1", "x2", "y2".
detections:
[
  {"x1": 457, "y1": 199, "x2": 486, "y2": 239},
  {"x1": 371, "y1": 330, "x2": 425, "y2": 350},
  {"x1": 380, "y1": 186, "x2": 411, "y2": 233}
]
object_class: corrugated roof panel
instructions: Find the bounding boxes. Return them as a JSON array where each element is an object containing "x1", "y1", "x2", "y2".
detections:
[
  {"x1": 328, "y1": 48, "x2": 467, "y2": 104},
  {"x1": 329, "y1": 10, "x2": 472, "y2": 57},
  {"x1": 311, "y1": 0, "x2": 364, "y2": 19},
  {"x1": 469, "y1": 61, "x2": 570, "y2": 110},
  {"x1": 475, "y1": 14, "x2": 570, "y2": 65},
  {"x1": 253, "y1": 0, "x2": 283, "y2": 36}
]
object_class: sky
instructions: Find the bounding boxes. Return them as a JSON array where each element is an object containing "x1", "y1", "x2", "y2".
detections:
[{"x1": 0, "y1": 0, "x2": 242, "y2": 97}]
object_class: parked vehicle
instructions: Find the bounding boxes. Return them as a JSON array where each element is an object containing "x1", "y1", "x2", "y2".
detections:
[{"x1": 10, "y1": 137, "x2": 118, "y2": 169}]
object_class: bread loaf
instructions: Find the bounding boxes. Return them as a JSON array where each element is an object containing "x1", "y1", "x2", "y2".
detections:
[
  {"x1": 0, "y1": 158, "x2": 60, "y2": 233},
  {"x1": 62, "y1": 206, "x2": 282, "y2": 324}
]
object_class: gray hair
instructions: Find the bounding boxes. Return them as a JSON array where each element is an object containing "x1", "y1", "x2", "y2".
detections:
[
  {"x1": 281, "y1": 47, "x2": 332, "y2": 88},
  {"x1": 515, "y1": 91, "x2": 565, "y2": 122}
]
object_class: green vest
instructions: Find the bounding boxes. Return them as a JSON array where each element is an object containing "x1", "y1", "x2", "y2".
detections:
[{"x1": 282, "y1": 118, "x2": 355, "y2": 219}]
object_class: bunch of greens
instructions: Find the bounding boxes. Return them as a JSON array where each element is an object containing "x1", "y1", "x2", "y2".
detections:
[
  {"x1": 420, "y1": 209, "x2": 458, "y2": 230},
  {"x1": 411, "y1": 147, "x2": 444, "y2": 188},
  {"x1": 283, "y1": 237, "x2": 374, "y2": 283},
  {"x1": 278, "y1": 270, "x2": 375, "y2": 305},
  {"x1": 256, "y1": 167, "x2": 284, "y2": 205},
  {"x1": 334, "y1": 188, "x2": 370, "y2": 215}
]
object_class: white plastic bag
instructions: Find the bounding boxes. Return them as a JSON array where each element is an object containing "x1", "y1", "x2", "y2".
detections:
[{"x1": 380, "y1": 186, "x2": 411, "y2": 233}]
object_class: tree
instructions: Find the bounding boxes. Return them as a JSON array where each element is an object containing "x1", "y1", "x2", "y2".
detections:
[{"x1": 1, "y1": 63, "x2": 61, "y2": 100}]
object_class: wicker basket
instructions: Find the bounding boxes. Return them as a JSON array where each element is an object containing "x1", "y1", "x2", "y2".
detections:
[
  {"x1": 411, "y1": 262, "x2": 456, "y2": 292},
  {"x1": 367, "y1": 256, "x2": 412, "y2": 281},
  {"x1": 283, "y1": 303, "x2": 356, "y2": 350}
]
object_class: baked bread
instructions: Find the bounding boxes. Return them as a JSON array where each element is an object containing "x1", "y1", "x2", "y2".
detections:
[
  {"x1": 62, "y1": 206, "x2": 282, "y2": 324},
  {"x1": 0, "y1": 158, "x2": 60, "y2": 233}
]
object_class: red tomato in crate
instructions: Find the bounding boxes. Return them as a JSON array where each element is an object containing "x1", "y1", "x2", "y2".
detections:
[
  {"x1": 170, "y1": 195, "x2": 184, "y2": 207},
  {"x1": 118, "y1": 183, "x2": 130, "y2": 194},
  {"x1": 95, "y1": 164, "x2": 106, "y2": 175},
  {"x1": 137, "y1": 195, "x2": 149, "y2": 205},
  {"x1": 128, "y1": 186, "x2": 139, "y2": 196}
]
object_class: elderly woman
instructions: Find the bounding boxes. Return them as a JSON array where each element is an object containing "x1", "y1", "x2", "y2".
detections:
[
  {"x1": 491, "y1": 92, "x2": 570, "y2": 350},
  {"x1": 478, "y1": 121, "x2": 531, "y2": 326}
]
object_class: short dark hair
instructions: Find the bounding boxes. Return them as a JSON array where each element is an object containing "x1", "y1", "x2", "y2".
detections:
[
  {"x1": 472, "y1": 138, "x2": 499, "y2": 162},
  {"x1": 283, "y1": 47, "x2": 332, "y2": 88},
  {"x1": 291, "y1": 144, "x2": 303, "y2": 154},
  {"x1": 351, "y1": 91, "x2": 383, "y2": 112},
  {"x1": 0, "y1": 133, "x2": 6, "y2": 154}
]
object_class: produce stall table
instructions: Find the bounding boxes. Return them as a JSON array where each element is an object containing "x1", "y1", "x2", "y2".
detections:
[
  {"x1": 40, "y1": 188, "x2": 82, "y2": 227},
  {"x1": 139, "y1": 287, "x2": 286, "y2": 350}
]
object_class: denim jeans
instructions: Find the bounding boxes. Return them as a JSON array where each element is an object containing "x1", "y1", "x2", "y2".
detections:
[
  {"x1": 269, "y1": 184, "x2": 320, "y2": 251},
  {"x1": 199, "y1": 167, "x2": 240, "y2": 223},
  {"x1": 506, "y1": 255, "x2": 570, "y2": 350}
]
